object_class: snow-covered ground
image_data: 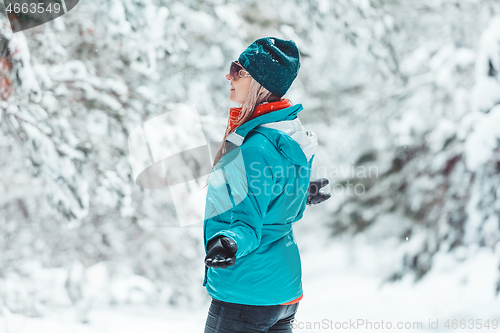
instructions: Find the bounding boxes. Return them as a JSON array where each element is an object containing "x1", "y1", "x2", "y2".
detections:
[
  {"x1": 2, "y1": 231, "x2": 499, "y2": 333},
  {"x1": 295, "y1": 233, "x2": 500, "y2": 332}
]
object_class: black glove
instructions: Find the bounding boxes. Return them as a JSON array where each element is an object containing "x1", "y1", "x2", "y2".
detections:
[
  {"x1": 205, "y1": 236, "x2": 238, "y2": 269},
  {"x1": 307, "y1": 178, "x2": 331, "y2": 205}
]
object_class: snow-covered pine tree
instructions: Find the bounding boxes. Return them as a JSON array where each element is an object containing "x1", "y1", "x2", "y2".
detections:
[{"x1": 322, "y1": 3, "x2": 500, "y2": 290}]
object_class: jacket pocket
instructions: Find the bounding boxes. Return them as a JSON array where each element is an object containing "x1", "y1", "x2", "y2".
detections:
[{"x1": 206, "y1": 169, "x2": 233, "y2": 217}]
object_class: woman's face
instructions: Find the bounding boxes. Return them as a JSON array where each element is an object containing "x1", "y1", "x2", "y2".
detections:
[{"x1": 226, "y1": 69, "x2": 251, "y2": 105}]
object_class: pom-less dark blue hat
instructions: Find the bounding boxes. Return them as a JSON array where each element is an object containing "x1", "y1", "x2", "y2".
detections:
[{"x1": 238, "y1": 37, "x2": 300, "y2": 97}]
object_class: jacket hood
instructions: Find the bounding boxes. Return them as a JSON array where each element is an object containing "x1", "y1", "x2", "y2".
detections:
[
  {"x1": 226, "y1": 103, "x2": 318, "y2": 165},
  {"x1": 258, "y1": 117, "x2": 318, "y2": 162}
]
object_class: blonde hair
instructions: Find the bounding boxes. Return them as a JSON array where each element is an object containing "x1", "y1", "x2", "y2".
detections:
[{"x1": 204, "y1": 78, "x2": 281, "y2": 188}]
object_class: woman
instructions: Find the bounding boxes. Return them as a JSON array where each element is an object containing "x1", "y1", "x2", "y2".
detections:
[{"x1": 203, "y1": 37, "x2": 328, "y2": 333}]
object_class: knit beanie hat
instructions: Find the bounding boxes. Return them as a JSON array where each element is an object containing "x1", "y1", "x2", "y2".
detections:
[{"x1": 238, "y1": 37, "x2": 300, "y2": 97}]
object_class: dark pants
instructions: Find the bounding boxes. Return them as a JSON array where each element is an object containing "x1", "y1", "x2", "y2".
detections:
[{"x1": 204, "y1": 298, "x2": 299, "y2": 333}]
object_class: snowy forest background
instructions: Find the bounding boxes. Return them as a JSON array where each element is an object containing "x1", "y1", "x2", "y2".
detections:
[{"x1": 2, "y1": 0, "x2": 500, "y2": 331}]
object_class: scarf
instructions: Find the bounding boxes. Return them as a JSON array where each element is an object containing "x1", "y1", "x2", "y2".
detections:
[{"x1": 228, "y1": 98, "x2": 292, "y2": 133}]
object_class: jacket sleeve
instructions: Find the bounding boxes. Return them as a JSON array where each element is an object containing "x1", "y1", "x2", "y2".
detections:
[
  {"x1": 291, "y1": 153, "x2": 315, "y2": 225},
  {"x1": 207, "y1": 146, "x2": 276, "y2": 259}
]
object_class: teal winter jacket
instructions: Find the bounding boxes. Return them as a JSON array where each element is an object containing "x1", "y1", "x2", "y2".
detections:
[{"x1": 203, "y1": 103, "x2": 318, "y2": 305}]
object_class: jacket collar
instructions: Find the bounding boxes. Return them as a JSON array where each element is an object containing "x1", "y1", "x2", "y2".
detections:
[{"x1": 226, "y1": 104, "x2": 303, "y2": 146}]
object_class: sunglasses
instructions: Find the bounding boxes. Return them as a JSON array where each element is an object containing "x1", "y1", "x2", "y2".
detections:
[{"x1": 229, "y1": 61, "x2": 251, "y2": 81}]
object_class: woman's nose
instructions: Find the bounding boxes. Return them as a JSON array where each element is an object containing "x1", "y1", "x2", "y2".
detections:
[{"x1": 226, "y1": 73, "x2": 231, "y2": 80}]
